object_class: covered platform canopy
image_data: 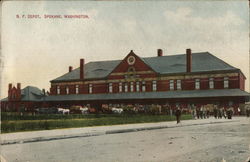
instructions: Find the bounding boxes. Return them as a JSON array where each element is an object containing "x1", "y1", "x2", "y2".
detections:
[{"x1": 45, "y1": 89, "x2": 249, "y2": 102}]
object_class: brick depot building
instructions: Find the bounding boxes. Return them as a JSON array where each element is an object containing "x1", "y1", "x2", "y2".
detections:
[{"x1": 45, "y1": 49, "x2": 249, "y2": 113}]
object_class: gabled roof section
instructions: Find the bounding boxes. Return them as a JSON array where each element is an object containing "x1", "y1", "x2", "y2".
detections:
[
  {"x1": 52, "y1": 60, "x2": 121, "y2": 82},
  {"x1": 51, "y1": 51, "x2": 239, "y2": 82},
  {"x1": 107, "y1": 50, "x2": 157, "y2": 76},
  {"x1": 142, "y1": 52, "x2": 238, "y2": 74},
  {"x1": 21, "y1": 86, "x2": 44, "y2": 101},
  {"x1": 1, "y1": 86, "x2": 44, "y2": 102}
]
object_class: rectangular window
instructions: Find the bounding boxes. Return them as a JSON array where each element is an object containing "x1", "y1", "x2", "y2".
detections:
[
  {"x1": 195, "y1": 79, "x2": 200, "y2": 90},
  {"x1": 177, "y1": 80, "x2": 181, "y2": 90},
  {"x1": 152, "y1": 80, "x2": 157, "y2": 91},
  {"x1": 130, "y1": 82, "x2": 134, "y2": 92},
  {"x1": 66, "y1": 86, "x2": 69, "y2": 94},
  {"x1": 224, "y1": 77, "x2": 229, "y2": 88},
  {"x1": 209, "y1": 78, "x2": 214, "y2": 89},
  {"x1": 89, "y1": 84, "x2": 92, "y2": 94},
  {"x1": 119, "y1": 83, "x2": 122, "y2": 92},
  {"x1": 142, "y1": 81, "x2": 146, "y2": 92},
  {"x1": 57, "y1": 86, "x2": 60, "y2": 94},
  {"x1": 109, "y1": 83, "x2": 113, "y2": 93},
  {"x1": 75, "y1": 85, "x2": 79, "y2": 94},
  {"x1": 170, "y1": 80, "x2": 174, "y2": 90},
  {"x1": 136, "y1": 82, "x2": 140, "y2": 92},
  {"x1": 124, "y1": 83, "x2": 128, "y2": 92}
]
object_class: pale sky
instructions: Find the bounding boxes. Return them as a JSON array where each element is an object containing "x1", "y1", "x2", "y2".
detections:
[{"x1": 1, "y1": 1, "x2": 249, "y2": 98}]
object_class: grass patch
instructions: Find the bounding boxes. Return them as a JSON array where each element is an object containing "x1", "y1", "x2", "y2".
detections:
[
  {"x1": 1, "y1": 112, "x2": 131, "y2": 121},
  {"x1": 1, "y1": 114, "x2": 192, "y2": 133}
]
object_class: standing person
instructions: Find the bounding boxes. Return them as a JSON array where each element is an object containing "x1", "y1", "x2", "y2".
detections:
[
  {"x1": 192, "y1": 109, "x2": 196, "y2": 119},
  {"x1": 206, "y1": 107, "x2": 210, "y2": 118},
  {"x1": 246, "y1": 107, "x2": 250, "y2": 117},
  {"x1": 214, "y1": 106, "x2": 218, "y2": 119},
  {"x1": 200, "y1": 105, "x2": 204, "y2": 119},
  {"x1": 218, "y1": 107, "x2": 223, "y2": 119},
  {"x1": 196, "y1": 107, "x2": 200, "y2": 119},
  {"x1": 237, "y1": 107, "x2": 241, "y2": 116},
  {"x1": 170, "y1": 107, "x2": 173, "y2": 116},
  {"x1": 227, "y1": 107, "x2": 234, "y2": 119},
  {"x1": 222, "y1": 107, "x2": 227, "y2": 119},
  {"x1": 175, "y1": 107, "x2": 182, "y2": 124}
]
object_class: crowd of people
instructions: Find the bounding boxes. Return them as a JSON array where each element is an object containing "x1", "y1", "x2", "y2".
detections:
[
  {"x1": 189, "y1": 105, "x2": 236, "y2": 120},
  {"x1": 175, "y1": 105, "x2": 250, "y2": 124}
]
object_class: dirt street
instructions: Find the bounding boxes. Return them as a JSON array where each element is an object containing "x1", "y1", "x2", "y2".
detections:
[{"x1": 1, "y1": 118, "x2": 250, "y2": 162}]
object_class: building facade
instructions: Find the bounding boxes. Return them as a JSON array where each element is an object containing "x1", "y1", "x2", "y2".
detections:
[
  {"x1": 1, "y1": 83, "x2": 45, "y2": 112},
  {"x1": 1, "y1": 49, "x2": 249, "y2": 112},
  {"x1": 45, "y1": 49, "x2": 249, "y2": 113}
]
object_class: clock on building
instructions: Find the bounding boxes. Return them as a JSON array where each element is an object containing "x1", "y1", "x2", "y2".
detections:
[{"x1": 127, "y1": 56, "x2": 135, "y2": 65}]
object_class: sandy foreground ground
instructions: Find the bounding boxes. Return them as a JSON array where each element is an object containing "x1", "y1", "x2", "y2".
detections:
[{"x1": 1, "y1": 117, "x2": 250, "y2": 162}]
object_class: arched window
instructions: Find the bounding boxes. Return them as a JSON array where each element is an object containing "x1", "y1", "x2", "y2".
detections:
[
  {"x1": 177, "y1": 80, "x2": 181, "y2": 90},
  {"x1": 142, "y1": 81, "x2": 146, "y2": 92},
  {"x1": 127, "y1": 67, "x2": 136, "y2": 78},
  {"x1": 224, "y1": 77, "x2": 229, "y2": 88},
  {"x1": 108, "y1": 83, "x2": 113, "y2": 93},
  {"x1": 89, "y1": 84, "x2": 93, "y2": 94},
  {"x1": 209, "y1": 78, "x2": 214, "y2": 89},
  {"x1": 75, "y1": 85, "x2": 79, "y2": 94},
  {"x1": 128, "y1": 67, "x2": 135, "y2": 72},
  {"x1": 66, "y1": 86, "x2": 69, "y2": 94},
  {"x1": 170, "y1": 80, "x2": 174, "y2": 90},
  {"x1": 152, "y1": 81, "x2": 157, "y2": 91},
  {"x1": 119, "y1": 82, "x2": 122, "y2": 92},
  {"x1": 130, "y1": 82, "x2": 134, "y2": 92},
  {"x1": 136, "y1": 82, "x2": 140, "y2": 92},
  {"x1": 195, "y1": 79, "x2": 200, "y2": 90},
  {"x1": 57, "y1": 86, "x2": 60, "y2": 95},
  {"x1": 124, "y1": 83, "x2": 128, "y2": 92}
]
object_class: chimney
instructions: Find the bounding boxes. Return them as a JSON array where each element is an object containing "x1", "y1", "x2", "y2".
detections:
[
  {"x1": 42, "y1": 89, "x2": 46, "y2": 96},
  {"x1": 157, "y1": 49, "x2": 163, "y2": 57},
  {"x1": 69, "y1": 66, "x2": 73, "y2": 72},
  {"x1": 17, "y1": 83, "x2": 21, "y2": 90},
  {"x1": 80, "y1": 59, "x2": 84, "y2": 79},
  {"x1": 8, "y1": 83, "x2": 12, "y2": 91},
  {"x1": 186, "y1": 48, "x2": 192, "y2": 73}
]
